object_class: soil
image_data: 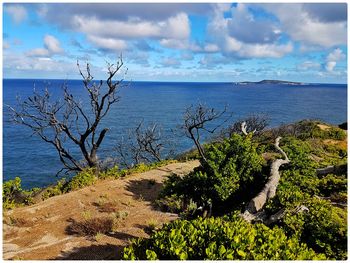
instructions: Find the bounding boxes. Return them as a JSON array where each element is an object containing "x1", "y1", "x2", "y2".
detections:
[
  {"x1": 3, "y1": 160, "x2": 200, "y2": 260},
  {"x1": 317, "y1": 124, "x2": 331, "y2": 130}
]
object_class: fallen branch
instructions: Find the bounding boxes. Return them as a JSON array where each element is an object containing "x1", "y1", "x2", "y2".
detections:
[
  {"x1": 316, "y1": 164, "x2": 347, "y2": 176},
  {"x1": 242, "y1": 136, "x2": 290, "y2": 222}
]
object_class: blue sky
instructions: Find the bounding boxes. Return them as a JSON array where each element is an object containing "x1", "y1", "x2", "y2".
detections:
[{"x1": 2, "y1": 3, "x2": 348, "y2": 83}]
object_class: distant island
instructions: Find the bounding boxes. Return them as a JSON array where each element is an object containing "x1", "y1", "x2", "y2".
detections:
[{"x1": 234, "y1": 79, "x2": 308, "y2": 85}]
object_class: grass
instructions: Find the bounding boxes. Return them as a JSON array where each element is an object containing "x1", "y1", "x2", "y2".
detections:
[
  {"x1": 3, "y1": 159, "x2": 177, "y2": 210},
  {"x1": 67, "y1": 217, "x2": 116, "y2": 236},
  {"x1": 81, "y1": 210, "x2": 92, "y2": 220},
  {"x1": 6, "y1": 216, "x2": 34, "y2": 227},
  {"x1": 95, "y1": 201, "x2": 118, "y2": 213}
]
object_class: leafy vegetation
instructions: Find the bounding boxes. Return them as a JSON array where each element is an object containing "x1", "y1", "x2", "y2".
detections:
[
  {"x1": 3, "y1": 177, "x2": 23, "y2": 209},
  {"x1": 151, "y1": 120, "x2": 347, "y2": 260},
  {"x1": 158, "y1": 134, "x2": 264, "y2": 215},
  {"x1": 123, "y1": 215, "x2": 325, "y2": 260}
]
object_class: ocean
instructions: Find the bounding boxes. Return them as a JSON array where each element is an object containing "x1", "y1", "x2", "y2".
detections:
[{"x1": 3, "y1": 79, "x2": 347, "y2": 189}]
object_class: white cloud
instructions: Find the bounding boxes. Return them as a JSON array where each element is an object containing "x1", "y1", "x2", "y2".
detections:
[
  {"x1": 44, "y1": 35, "x2": 64, "y2": 54},
  {"x1": 159, "y1": 39, "x2": 201, "y2": 51},
  {"x1": 5, "y1": 4, "x2": 28, "y2": 24},
  {"x1": 160, "y1": 57, "x2": 181, "y2": 67},
  {"x1": 297, "y1": 61, "x2": 321, "y2": 70},
  {"x1": 26, "y1": 35, "x2": 64, "y2": 57},
  {"x1": 237, "y1": 42, "x2": 293, "y2": 58},
  {"x1": 67, "y1": 12, "x2": 192, "y2": 52},
  {"x1": 327, "y1": 48, "x2": 346, "y2": 62},
  {"x1": 87, "y1": 36, "x2": 127, "y2": 51},
  {"x1": 325, "y1": 61, "x2": 337, "y2": 72},
  {"x1": 259, "y1": 4, "x2": 347, "y2": 47},
  {"x1": 224, "y1": 36, "x2": 242, "y2": 52},
  {"x1": 203, "y1": 43, "x2": 220, "y2": 53},
  {"x1": 206, "y1": 4, "x2": 293, "y2": 59},
  {"x1": 227, "y1": 4, "x2": 281, "y2": 44},
  {"x1": 71, "y1": 12, "x2": 190, "y2": 52},
  {"x1": 325, "y1": 48, "x2": 346, "y2": 72},
  {"x1": 26, "y1": 48, "x2": 50, "y2": 57}
]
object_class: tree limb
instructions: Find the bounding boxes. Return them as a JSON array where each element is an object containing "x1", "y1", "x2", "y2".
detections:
[{"x1": 242, "y1": 136, "x2": 290, "y2": 222}]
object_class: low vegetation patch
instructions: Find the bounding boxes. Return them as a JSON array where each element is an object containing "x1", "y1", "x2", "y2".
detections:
[
  {"x1": 153, "y1": 120, "x2": 347, "y2": 259},
  {"x1": 123, "y1": 215, "x2": 325, "y2": 260},
  {"x1": 66, "y1": 217, "x2": 116, "y2": 236},
  {"x1": 3, "y1": 160, "x2": 176, "y2": 210}
]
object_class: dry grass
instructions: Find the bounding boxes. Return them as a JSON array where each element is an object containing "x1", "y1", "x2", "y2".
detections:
[
  {"x1": 6, "y1": 217, "x2": 34, "y2": 227},
  {"x1": 94, "y1": 201, "x2": 118, "y2": 213},
  {"x1": 66, "y1": 217, "x2": 116, "y2": 236}
]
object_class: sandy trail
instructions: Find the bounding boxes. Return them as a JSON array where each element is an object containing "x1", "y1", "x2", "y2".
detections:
[{"x1": 3, "y1": 160, "x2": 199, "y2": 260}]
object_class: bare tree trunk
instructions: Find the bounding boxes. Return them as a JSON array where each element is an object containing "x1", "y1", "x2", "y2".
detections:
[{"x1": 242, "y1": 136, "x2": 290, "y2": 222}]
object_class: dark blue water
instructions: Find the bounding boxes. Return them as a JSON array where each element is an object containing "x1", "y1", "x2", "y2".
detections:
[{"x1": 3, "y1": 79, "x2": 347, "y2": 189}]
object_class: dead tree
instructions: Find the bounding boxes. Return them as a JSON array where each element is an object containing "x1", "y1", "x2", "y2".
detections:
[
  {"x1": 7, "y1": 57, "x2": 127, "y2": 175},
  {"x1": 115, "y1": 121, "x2": 169, "y2": 168},
  {"x1": 223, "y1": 113, "x2": 270, "y2": 137},
  {"x1": 242, "y1": 135, "x2": 290, "y2": 223},
  {"x1": 181, "y1": 103, "x2": 230, "y2": 163}
]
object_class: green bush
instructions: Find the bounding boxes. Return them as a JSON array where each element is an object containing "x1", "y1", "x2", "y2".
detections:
[
  {"x1": 41, "y1": 178, "x2": 68, "y2": 200},
  {"x1": 203, "y1": 134, "x2": 263, "y2": 201},
  {"x1": 3, "y1": 177, "x2": 22, "y2": 209},
  {"x1": 123, "y1": 215, "x2": 325, "y2": 260},
  {"x1": 64, "y1": 168, "x2": 97, "y2": 192},
  {"x1": 159, "y1": 134, "x2": 264, "y2": 213},
  {"x1": 317, "y1": 174, "x2": 347, "y2": 196},
  {"x1": 281, "y1": 198, "x2": 347, "y2": 260},
  {"x1": 99, "y1": 165, "x2": 120, "y2": 179}
]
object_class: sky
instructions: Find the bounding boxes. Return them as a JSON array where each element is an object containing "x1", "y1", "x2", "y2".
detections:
[{"x1": 2, "y1": 2, "x2": 348, "y2": 83}]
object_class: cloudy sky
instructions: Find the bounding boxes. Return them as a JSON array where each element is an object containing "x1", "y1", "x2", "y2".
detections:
[{"x1": 2, "y1": 3, "x2": 347, "y2": 83}]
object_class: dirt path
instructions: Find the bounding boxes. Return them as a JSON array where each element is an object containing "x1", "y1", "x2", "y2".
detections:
[{"x1": 3, "y1": 160, "x2": 199, "y2": 260}]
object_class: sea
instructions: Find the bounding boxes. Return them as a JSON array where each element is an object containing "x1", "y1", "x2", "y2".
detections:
[{"x1": 3, "y1": 79, "x2": 347, "y2": 189}]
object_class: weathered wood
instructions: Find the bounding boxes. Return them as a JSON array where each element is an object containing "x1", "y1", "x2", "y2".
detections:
[
  {"x1": 241, "y1": 121, "x2": 256, "y2": 136},
  {"x1": 316, "y1": 164, "x2": 347, "y2": 176},
  {"x1": 242, "y1": 136, "x2": 290, "y2": 222}
]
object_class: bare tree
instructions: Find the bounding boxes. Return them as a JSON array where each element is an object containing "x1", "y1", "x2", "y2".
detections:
[
  {"x1": 181, "y1": 103, "x2": 230, "y2": 163},
  {"x1": 7, "y1": 57, "x2": 127, "y2": 175},
  {"x1": 223, "y1": 113, "x2": 270, "y2": 137},
  {"x1": 115, "y1": 121, "x2": 171, "y2": 168}
]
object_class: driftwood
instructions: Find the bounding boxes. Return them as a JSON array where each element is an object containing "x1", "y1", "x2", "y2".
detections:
[
  {"x1": 242, "y1": 136, "x2": 290, "y2": 222},
  {"x1": 241, "y1": 121, "x2": 256, "y2": 136},
  {"x1": 316, "y1": 164, "x2": 347, "y2": 176}
]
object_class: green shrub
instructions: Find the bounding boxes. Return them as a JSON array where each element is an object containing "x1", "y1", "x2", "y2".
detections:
[
  {"x1": 64, "y1": 168, "x2": 97, "y2": 192},
  {"x1": 3, "y1": 177, "x2": 22, "y2": 209},
  {"x1": 159, "y1": 134, "x2": 264, "y2": 213},
  {"x1": 99, "y1": 165, "x2": 120, "y2": 179},
  {"x1": 123, "y1": 215, "x2": 325, "y2": 260},
  {"x1": 203, "y1": 134, "x2": 263, "y2": 201},
  {"x1": 325, "y1": 127, "x2": 347, "y2": 140},
  {"x1": 317, "y1": 174, "x2": 347, "y2": 196},
  {"x1": 281, "y1": 198, "x2": 347, "y2": 260},
  {"x1": 41, "y1": 178, "x2": 68, "y2": 200}
]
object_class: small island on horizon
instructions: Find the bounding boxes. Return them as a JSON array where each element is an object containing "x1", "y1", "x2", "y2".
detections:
[{"x1": 234, "y1": 79, "x2": 307, "y2": 85}]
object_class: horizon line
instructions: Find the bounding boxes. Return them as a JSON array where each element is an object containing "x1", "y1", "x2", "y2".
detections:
[{"x1": 2, "y1": 78, "x2": 347, "y2": 85}]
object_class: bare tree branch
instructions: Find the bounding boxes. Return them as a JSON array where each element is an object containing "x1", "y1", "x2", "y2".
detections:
[
  {"x1": 181, "y1": 103, "x2": 231, "y2": 163},
  {"x1": 7, "y1": 57, "x2": 127, "y2": 175},
  {"x1": 114, "y1": 121, "x2": 170, "y2": 168}
]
